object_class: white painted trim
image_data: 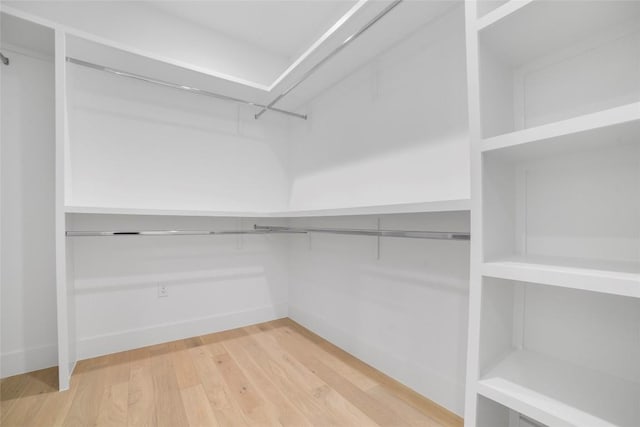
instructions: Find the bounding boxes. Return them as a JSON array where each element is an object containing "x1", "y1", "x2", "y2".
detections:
[
  {"x1": 76, "y1": 303, "x2": 288, "y2": 360},
  {"x1": 1, "y1": 345, "x2": 58, "y2": 378}
]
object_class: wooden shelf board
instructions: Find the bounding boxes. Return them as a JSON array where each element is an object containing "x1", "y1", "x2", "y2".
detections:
[
  {"x1": 65, "y1": 199, "x2": 471, "y2": 218},
  {"x1": 481, "y1": 102, "x2": 640, "y2": 155},
  {"x1": 483, "y1": 255, "x2": 640, "y2": 298},
  {"x1": 478, "y1": 350, "x2": 640, "y2": 427}
]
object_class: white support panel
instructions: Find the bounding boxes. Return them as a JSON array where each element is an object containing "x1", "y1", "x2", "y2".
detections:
[{"x1": 55, "y1": 28, "x2": 75, "y2": 390}]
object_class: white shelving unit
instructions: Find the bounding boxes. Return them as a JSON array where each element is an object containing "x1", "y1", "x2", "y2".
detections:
[
  {"x1": 478, "y1": 350, "x2": 640, "y2": 427},
  {"x1": 466, "y1": 1, "x2": 640, "y2": 426}
]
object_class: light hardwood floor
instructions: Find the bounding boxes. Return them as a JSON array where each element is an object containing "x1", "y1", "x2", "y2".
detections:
[{"x1": 1, "y1": 319, "x2": 463, "y2": 427}]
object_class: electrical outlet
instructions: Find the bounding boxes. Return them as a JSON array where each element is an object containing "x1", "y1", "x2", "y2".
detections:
[{"x1": 157, "y1": 284, "x2": 168, "y2": 298}]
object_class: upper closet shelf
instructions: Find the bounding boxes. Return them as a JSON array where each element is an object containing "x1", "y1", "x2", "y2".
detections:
[
  {"x1": 477, "y1": 0, "x2": 640, "y2": 65},
  {"x1": 50, "y1": 1, "x2": 461, "y2": 117},
  {"x1": 65, "y1": 199, "x2": 471, "y2": 218},
  {"x1": 481, "y1": 102, "x2": 640, "y2": 154},
  {"x1": 64, "y1": 206, "x2": 273, "y2": 218},
  {"x1": 274, "y1": 199, "x2": 471, "y2": 217}
]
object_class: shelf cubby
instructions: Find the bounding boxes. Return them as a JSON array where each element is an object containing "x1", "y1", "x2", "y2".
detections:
[
  {"x1": 477, "y1": 0, "x2": 640, "y2": 138},
  {"x1": 482, "y1": 132, "x2": 639, "y2": 295},
  {"x1": 478, "y1": 277, "x2": 640, "y2": 427},
  {"x1": 477, "y1": 396, "x2": 543, "y2": 427}
]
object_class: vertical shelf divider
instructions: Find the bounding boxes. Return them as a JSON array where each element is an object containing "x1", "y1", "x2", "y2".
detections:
[{"x1": 55, "y1": 28, "x2": 76, "y2": 391}]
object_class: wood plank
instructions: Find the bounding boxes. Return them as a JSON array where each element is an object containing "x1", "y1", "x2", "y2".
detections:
[
  {"x1": 96, "y1": 382, "x2": 129, "y2": 427},
  {"x1": 282, "y1": 319, "x2": 464, "y2": 427},
  {"x1": 2, "y1": 319, "x2": 462, "y2": 427},
  {"x1": 368, "y1": 385, "x2": 442, "y2": 427},
  {"x1": 244, "y1": 324, "x2": 379, "y2": 426},
  {"x1": 0, "y1": 368, "x2": 59, "y2": 427},
  {"x1": 29, "y1": 386, "x2": 77, "y2": 427},
  {"x1": 261, "y1": 319, "x2": 378, "y2": 391},
  {"x1": 264, "y1": 322, "x2": 400, "y2": 426},
  {"x1": 1, "y1": 372, "x2": 32, "y2": 423},
  {"x1": 180, "y1": 384, "x2": 220, "y2": 427},
  {"x1": 221, "y1": 337, "x2": 314, "y2": 427},
  {"x1": 127, "y1": 347, "x2": 157, "y2": 427},
  {"x1": 222, "y1": 330, "x2": 341, "y2": 426},
  {"x1": 64, "y1": 358, "x2": 107, "y2": 427},
  {"x1": 188, "y1": 344, "x2": 249, "y2": 427},
  {"x1": 149, "y1": 345, "x2": 190, "y2": 427},
  {"x1": 169, "y1": 340, "x2": 201, "y2": 390}
]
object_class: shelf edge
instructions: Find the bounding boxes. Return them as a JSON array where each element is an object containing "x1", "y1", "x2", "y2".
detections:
[
  {"x1": 482, "y1": 261, "x2": 640, "y2": 298},
  {"x1": 481, "y1": 102, "x2": 640, "y2": 153}
]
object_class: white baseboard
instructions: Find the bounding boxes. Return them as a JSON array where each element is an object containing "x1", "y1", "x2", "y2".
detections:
[
  {"x1": 77, "y1": 303, "x2": 288, "y2": 360},
  {"x1": 288, "y1": 305, "x2": 464, "y2": 417},
  {"x1": 1, "y1": 344, "x2": 58, "y2": 378}
]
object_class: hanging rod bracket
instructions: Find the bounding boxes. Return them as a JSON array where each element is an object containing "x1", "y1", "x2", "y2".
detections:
[{"x1": 0, "y1": 52, "x2": 9, "y2": 66}]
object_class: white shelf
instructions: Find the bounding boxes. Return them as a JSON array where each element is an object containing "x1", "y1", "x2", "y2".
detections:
[
  {"x1": 481, "y1": 102, "x2": 640, "y2": 155},
  {"x1": 478, "y1": 0, "x2": 640, "y2": 66},
  {"x1": 478, "y1": 350, "x2": 640, "y2": 427},
  {"x1": 483, "y1": 255, "x2": 640, "y2": 299},
  {"x1": 65, "y1": 199, "x2": 471, "y2": 218},
  {"x1": 476, "y1": 0, "x2": 534, "y2": 31},
  {"x1": 64, "y1": 205, "x2": 273, "y2": 218},
  {"x1": 273, "y1": 199, "x2": 471, "y2": 217}
]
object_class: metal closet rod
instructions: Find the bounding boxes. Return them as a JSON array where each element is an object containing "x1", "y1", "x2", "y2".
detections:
[
  {"x1": 66, "y1": 225, "x2": 470, "y2": 241},
  {"x1": 65, "y1": 229, "x2": 281, "y2": 237},
  {"x1": 255, "y1": 225, "x2": 470, "y2": 241},
  {"x1": 65, "y1": 57, "x2": 307, "y2": 120},
  {"x1": 255, "y1": 0, "x2": 403, "y2": 119}
]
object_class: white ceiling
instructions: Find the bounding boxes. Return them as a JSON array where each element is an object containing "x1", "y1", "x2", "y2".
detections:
[{"x1": 148, "y1": 0, "x2": 358, "y2": 60}]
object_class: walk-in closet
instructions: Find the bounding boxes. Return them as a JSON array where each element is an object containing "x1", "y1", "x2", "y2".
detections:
[{"x1": 1, "y1": 1, "x2": 638, "y2": 426}]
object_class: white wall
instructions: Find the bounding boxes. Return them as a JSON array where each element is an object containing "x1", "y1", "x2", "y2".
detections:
[
  {"x1": 65, "y1": 62, "x2": 291, "y2": 212},
  {"x1": 0, "y1": 48, "x2": 58, "y2": 377},
  {"x1": 287, "y1": 212, "x2": 471, "y2": 416},
  {"x1": 288, "y1": 6, "x2": 470, "y2": 210},
  {"x1": 284, "y1": 11, "x2": 471, "y2": 416},
  {"x1": 67, "y1": 214, "x2": 290, "y2": 360},
  {"x1": 3, "y1": 1, "x2": 288, "y2": 88}
]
